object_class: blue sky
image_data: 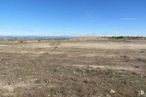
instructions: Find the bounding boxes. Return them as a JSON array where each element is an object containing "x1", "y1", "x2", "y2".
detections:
[{"x1": 0, "y1": 0, "x2": 146, "y2": 36}]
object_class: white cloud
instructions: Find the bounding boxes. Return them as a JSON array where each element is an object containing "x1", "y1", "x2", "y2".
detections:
[{"x1": 120, "y1": 18, "x2": 136, "y2": 20}]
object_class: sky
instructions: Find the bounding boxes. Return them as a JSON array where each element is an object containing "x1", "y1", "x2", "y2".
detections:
[{"x1": 0, "y1": 0, "x2": 146, "y2": 36}]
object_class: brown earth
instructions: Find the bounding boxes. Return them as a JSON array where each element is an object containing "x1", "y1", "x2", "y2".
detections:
[{"x1": 0, "y1": 38, "x2": 146, "y2": 97}]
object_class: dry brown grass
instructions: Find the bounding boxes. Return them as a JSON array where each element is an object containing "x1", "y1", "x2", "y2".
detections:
[{"x1": 0, "y1": 38, "x2": 146, "y2": 97}]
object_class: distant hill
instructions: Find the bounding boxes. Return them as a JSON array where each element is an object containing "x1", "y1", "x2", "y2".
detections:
[{"x1": 0, "y1": 35, "x2": 77, "y2": 39}]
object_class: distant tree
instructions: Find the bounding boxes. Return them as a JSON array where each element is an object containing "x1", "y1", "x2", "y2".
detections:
[
  {"x1": 19, "y1": 40, "x2": 24, "y2": 44},
  {"x1": 49, "y1": 40, "x2": 60, "y2": 50},
  {"x1": 38, "y1": 39, "x2": 41, "y2": 42}
]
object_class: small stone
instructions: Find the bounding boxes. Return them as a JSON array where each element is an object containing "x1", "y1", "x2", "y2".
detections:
[
  {"x1": 110, "y1": 89, "x2": 116, "y2": 94},
  {"x1": 73, "y1": 71, "x2": 76, "y2": 74},
  {"x1": 140, "y1": 75, "x2": 144, "y2": 78},
  {"x1": 112, "y1": 72, "x2": 116, "y2": 75},
  {"x1": 19, "y1": 78, "x2": 23, "y2": 81},
  {"x1": 106, "y1": 94, "x2": 112, "y2": 97},
  {"x1": 34, "y1": 79, "x2": 41, "y2": 83},
  {"x1": 138, "y1": 90, "x2": 144, "y2": 96}
]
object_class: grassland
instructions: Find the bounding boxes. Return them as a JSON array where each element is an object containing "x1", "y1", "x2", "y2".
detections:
[{"x1": 0, "y1": 37, "x2": 146, "y2": 97}]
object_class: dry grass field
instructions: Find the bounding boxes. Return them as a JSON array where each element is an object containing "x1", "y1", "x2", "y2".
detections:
[{"x1": 0, "y1": 37, "x2": 146, "y2": 97}]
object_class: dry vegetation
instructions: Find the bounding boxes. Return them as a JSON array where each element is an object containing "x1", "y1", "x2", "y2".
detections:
[{"x1": 0, "y1": 37, "x2": 146, "y2": 97}]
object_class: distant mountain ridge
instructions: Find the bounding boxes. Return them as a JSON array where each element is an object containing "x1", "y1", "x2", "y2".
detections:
[{"x1": 0, "y1": 35, "x2": 77, "y2": 38}]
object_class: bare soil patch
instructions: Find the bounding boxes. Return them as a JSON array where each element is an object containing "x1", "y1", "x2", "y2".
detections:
[{"x1": 0, "y1": 38, "x2": 146, "y2": 97}]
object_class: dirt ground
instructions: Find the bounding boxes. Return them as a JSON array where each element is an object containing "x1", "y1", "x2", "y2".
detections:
[{"x1": 0, "y1": 38, "x2": 146, "y2": 97}]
